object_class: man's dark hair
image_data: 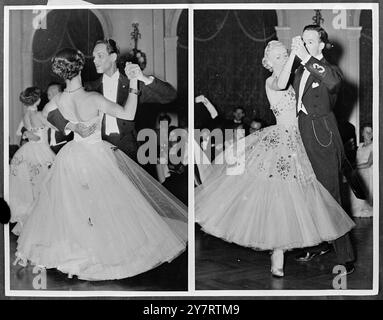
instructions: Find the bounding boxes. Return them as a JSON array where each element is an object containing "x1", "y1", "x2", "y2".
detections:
[
  {"x1": 95, "y1": 38, "x2": 120, "y2": 56},
  {"x1": 303, "y1": 24, "x2": 329, "y2": 44},
  {"x1": 159, "y1": 113, "x2": 172, "y2": 124},
  {"x1": 233, "y1": 106, "x2": 245, "y2": 113},
  {"x1": 19, "y1": 87, "x2": 41, "y2": 106}
]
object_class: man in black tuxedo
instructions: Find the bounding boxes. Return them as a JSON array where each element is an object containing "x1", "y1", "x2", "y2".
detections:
[
  {"x1": 292, "y1": 25, "x2": 355, "y2": 274},
  {"x1": 223, "y1": 106, "x2": 250, "y2": 136},
  {"x1": 47, "y1": 39, "x2": 177, "y2": 162}
]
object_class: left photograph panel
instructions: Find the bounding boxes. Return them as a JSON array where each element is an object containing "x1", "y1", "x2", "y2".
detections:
[{"x1": 5, "y1": 7, "x2": 188, "y2": 293}]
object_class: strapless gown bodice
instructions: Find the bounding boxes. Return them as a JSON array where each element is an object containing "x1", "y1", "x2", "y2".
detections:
[
  {"x1": 28, "y1": 127, "x2": 50, "y2": 144},
  {"x1": 269, "y1": 86, "x2": 297, "y2": 127}
]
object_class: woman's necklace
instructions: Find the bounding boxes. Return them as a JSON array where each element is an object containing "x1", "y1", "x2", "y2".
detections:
[{"x1": 64, "y1": 86, "x2": 83, "y2": 93}]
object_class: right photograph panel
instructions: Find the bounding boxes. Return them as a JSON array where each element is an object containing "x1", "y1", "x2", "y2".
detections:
[{"x1": 194, "y1": 8, "x2": 374, "y2": 291}]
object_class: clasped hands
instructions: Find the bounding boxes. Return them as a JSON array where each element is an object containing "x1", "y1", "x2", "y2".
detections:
[
  {"x1": 74, "y1": 123, "x2": 97, "y2": 138},
  {"x1": 124, "y1": 61, "x2": 153, "y2": 85},
  {"x1": 290, "y1": 36, "x2": 310, "y2": 61}
]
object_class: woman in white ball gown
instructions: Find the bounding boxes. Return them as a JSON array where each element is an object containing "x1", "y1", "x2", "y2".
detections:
[
  {"x1": 14, "y1": 48, "x2": 187, "y2": 281},
  {"x1": 9, "y1": 87, "x2": 56, "y2": 233},
  {"x1": 195, "y1": 41, "x2": 355, "y2": 277}
]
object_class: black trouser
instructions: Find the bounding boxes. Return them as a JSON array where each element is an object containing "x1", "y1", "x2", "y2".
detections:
[
  {"x1": 50, "y1": 143, "x2": 67, "y2": 155},
  {"x1": 298, "y1": 113, "x2": 355, "y2": 264}
]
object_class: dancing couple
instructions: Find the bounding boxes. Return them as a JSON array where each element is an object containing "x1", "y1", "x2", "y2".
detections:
[
  {"x1": 196, "y1": 24, "x2": 355, "y2": 277},
  {"x1": 11, "y1": 46, "x2": 187, "y2": 281}
]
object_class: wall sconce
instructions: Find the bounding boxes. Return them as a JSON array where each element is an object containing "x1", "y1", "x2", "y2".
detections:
[
  {"x1": 312, "y1": 9, "x2": 324, "y2": 26},
  {"x1": 128, "y1": 23, "x2": 147, "y2": 70}
]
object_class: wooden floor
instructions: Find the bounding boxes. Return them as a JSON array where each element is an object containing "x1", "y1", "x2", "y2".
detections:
[
  {"x1": 9, "y1": 231, "x2": 188, "y2": 292},
  {"x1": 195, "y1": 218, "x2": 373, "y2": 290}
]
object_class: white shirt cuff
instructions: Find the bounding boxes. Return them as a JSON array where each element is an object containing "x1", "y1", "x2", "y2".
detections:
[
  {"x1": 145, "y1": 76, "x2": 155, "y2": 86},
  {"x1": 64, "y1": 123, "x2": 72, "y2": 135}
]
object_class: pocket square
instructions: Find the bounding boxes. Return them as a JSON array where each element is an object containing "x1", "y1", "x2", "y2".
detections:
[{"x1": 312, "y1": 82, "x2": 319, "y2": 88}]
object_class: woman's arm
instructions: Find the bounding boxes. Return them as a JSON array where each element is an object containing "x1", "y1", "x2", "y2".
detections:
[
  {"x1": 96, "y1": 79, "x2": 138, "y2": 120},
  {"x1": 267, "y1": 51, "x2": 296, "y2": 91},
  {"x1": 16, "y1": 120, "x2": 24, "y2": 136},
  {"x1": 23, "y1": 111, "x2": 33, "y2": 131}
]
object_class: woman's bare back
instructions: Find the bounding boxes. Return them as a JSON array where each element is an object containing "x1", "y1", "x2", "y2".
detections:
[{"x1": 53, "y1": 91, "x2": 101, "y2": 123}]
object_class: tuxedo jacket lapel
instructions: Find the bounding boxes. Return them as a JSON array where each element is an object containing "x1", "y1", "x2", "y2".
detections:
[
  {"x1": 294, "y1": 66, "x2": 304, "y2": 93},
  {"x1": 302, "y1": 74, "x2": 315, "y2": 97}
]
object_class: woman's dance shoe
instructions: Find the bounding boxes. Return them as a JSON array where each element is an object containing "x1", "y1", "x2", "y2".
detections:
[{"x1": 270, "y1": 249, "x2": 284, "y2": 278}]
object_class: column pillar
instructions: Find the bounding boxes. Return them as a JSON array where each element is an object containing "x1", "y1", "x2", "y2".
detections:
[
  {"x1": 164, "y1": 36, "x2": 178, "y2": 89},
  {"x1": 344, "y1": 27, "x2": 362, "y2": 142},
  {"x1": 153, "y1": 9, "x2": 165, "y2": 80},
  {"x1": 275, "y1": 26, "x2": 291, "y2": 49}
]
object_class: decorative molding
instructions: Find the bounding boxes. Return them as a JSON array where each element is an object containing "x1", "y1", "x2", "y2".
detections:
[
  {"x1": 91, "y1": 9, "x2": 113, "y2": 38},
  {"x1": 351, "y1": 9, "x2": 362, "y2": 27},
  {"x1": 165, "y1": 9, "x2": 183, "y2": 38},
  {"x1": 345, "y1": 26, "x2": 362, "y2": 40},
  {"x1": 275, "y1": 26, "x2": 291, "y2": 48}
]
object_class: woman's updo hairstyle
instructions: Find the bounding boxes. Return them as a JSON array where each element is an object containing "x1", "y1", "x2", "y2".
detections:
[
  {"x1": 19, "y1": 86, "x2": 41, "y2": 106},
  {"x1": 262, "y1": 40, "x2": 285, "y2": 73},
  {"x1": 52, "y1": 48, "x2": 85, "y2": 80}
]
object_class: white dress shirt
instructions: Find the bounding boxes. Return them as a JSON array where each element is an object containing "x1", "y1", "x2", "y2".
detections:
[
  {"x1": 103, "y1": 70, "x2": 120, "y2": 134},
  {"x1": 297, "y1": 53, "x2": 323, "y2": 115}
]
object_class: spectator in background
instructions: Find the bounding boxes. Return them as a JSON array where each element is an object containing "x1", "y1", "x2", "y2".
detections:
[
  {"x1": 223, "y1": 106, "x2": 249, "y2": 136},
  {"x1": 249, "y1": 117, "x2": 264, "y2": 135},
  {"x1": 9, "y1": 87, "x2": 56, "y2": 234}
]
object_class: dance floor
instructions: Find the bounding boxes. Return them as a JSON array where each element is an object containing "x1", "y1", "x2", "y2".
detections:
[
  {"x1": 195, "y1": 218, "x2": 373, "y2": 290},
  {"x1": 8, "y1": 230, "x2": 188, "y2": 292}
]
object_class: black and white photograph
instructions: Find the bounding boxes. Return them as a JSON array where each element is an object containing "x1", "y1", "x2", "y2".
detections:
[
  {"x1": 0, "y1": 0, "x2": 381, "y2": 304},
  {"x1": 3, "y1": 5, "x2": 189, "y2": 294},
  {"x1": 194, "y1": 6, "x2": 378, "y2": 291}
]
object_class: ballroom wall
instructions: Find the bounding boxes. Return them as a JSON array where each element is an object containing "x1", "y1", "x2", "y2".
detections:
[{"x1": 7, "y1": 8, "x2": 183, "y2": 145}]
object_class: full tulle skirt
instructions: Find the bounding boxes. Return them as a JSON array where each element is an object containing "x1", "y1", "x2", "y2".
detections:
[
  {"x1": 195, "y1": 124, "x2": 355, "y2": 251},
  {"x1": 9, "y1": 141, "x2": 55, "y2": 233},
  {"x1": 15, "y1": 140, "x2": 187, "y2": 281}
]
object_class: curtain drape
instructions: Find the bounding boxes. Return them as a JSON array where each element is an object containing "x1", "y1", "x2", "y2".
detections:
[
  {"x1": 359, "y1": 9, "x2": 372, "y2": 136},
  {"x1": 33, "y1": 9, "x2": 104, "y2": 90},
  {"x1": 194, "y1": 10, "x2": 278, "y2": 127}
]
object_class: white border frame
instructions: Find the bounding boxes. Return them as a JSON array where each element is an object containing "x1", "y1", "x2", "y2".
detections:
[{"x1": 3, "y1": 2, "x2": 379, "y2": 298}]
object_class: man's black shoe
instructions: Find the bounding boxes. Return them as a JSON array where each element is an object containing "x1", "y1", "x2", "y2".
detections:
[
  {"x1": 340, "y1": 262, "x2": 355, "y2": 275},
  {"x1": 295, "y1": 248, "x2": 331, "y2": 262}
]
